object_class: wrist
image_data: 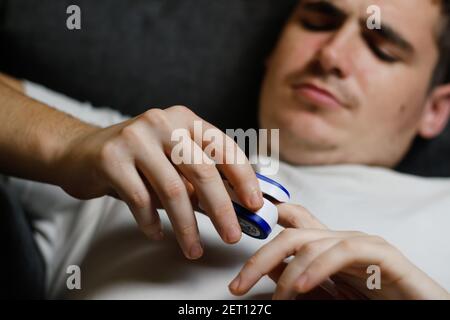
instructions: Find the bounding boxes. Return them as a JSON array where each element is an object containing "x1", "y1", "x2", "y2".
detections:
[{"x1": 46, "y1": 114, "x2": 100, "y2": 186}]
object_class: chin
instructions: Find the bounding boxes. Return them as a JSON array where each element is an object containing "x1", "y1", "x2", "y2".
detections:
[
  {"x1": 279, "y1": 109, "x2": 339, "y2": 143},
  {"x1": 275, "y1": 117, "x2": 346, "y2": 166},
  {"x1": 279, "y1": 136, "x2": 339, "y2": 166}
]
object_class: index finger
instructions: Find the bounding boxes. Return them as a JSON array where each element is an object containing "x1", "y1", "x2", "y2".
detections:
[
  {"x1": 188, "y1": 118, "x2": 264, "y2": 212},
  {"x1": 277, "y1": 203, "x2": 327, "y2": 230},
  {"x1": 229, "y1": 229, "x2": 331, "y2": 296}
]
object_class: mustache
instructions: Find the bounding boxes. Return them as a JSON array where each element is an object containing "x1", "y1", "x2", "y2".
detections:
[{"x1": 285, "y1": 65, "x2": 359, "y2": 109}]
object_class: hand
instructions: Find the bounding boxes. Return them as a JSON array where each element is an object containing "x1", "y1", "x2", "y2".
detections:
[
  {"x1": 229, "y1": 204, "x2": 450, "y2": 300},
  {"x1": 54, "y1": 106, "x2": 264, "y2": 260}
]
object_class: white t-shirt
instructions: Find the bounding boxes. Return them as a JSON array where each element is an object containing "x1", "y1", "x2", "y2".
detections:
[{"x1": 10, "y1": 81, "x2": 450, "y2": 299}]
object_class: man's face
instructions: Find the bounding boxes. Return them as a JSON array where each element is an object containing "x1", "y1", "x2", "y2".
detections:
[{"x1": 260, "y1": 0, "x2": 443, "y2": 167}]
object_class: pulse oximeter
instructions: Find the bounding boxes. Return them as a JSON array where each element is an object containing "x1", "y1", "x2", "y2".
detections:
[{"x1": 223, "y1": 173, "x2": 290, "y2": 240}]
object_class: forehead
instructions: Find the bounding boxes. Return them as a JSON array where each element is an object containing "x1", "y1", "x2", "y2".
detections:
[
  {"x1": 299, "y1": 0, "x2": 441, "y2": 20},
  {"x1": 297, "y1": 0, "x2": 442, "y2": 50}
]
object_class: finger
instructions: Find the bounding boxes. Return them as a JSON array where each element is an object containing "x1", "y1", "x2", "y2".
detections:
[
  {"x1": 277, "y1": 203, "x2": 327, "y2": 230},
  {"x1": 141, "y1": 168, "x2": 195, "y2": 202},
  {"x1": 136, "y1": 143, "x2": 202, "y2": 260},
  {"x1": 187, "y1": 116, "x2": 264, "y2": 212},
  {"x1": 166, "y1": 108, "x2": 259, "y2": 242},
  {"x1": 105, "y1": 161, "x2": 163, "y2": 241},
  {"x1": 180, "y1": 174, "x2": 195, "y2": 198},
  {"x1": 229, "y1": 228, "x2": 338, "y2": 296},
  {"x1": 144, "y1": 171, "x2": 198, "y2": 210},
  {"x1": 178, "y1": 171, "x2": 199, "y2": 209},
  {"x1": 295, "y1": 239, "x2": 385, "y2": 294},
  {"x1": 273, "y1": 237, "x2": 340, "y2": 300},
  {"x1": 107, "y1": 189, "x2": 121, "y2": 200},
  {"x1": 268, "y1": 262, "x2": 288, "y2": 283},
  {"x1": 176, "y1": 140, "x2": 241, "y2": 244},
  {"x1": 332, "y1": 276, "x2": 370, "y2": 300},
  {"x1": 295, "y1": 284, "x2": 341, "y2": 300}
]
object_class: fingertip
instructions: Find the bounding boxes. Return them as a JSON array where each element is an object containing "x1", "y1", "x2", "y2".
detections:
[
  {"x1": 224, "y1": 224, "x2": 242, "y2": 244},
  {"x1": 188, "y1": 243, "x2": 204, "y2": 260},
  {"x1": 246, "y1": 189, "x2": 264, "y2": 211},
  {"x1": 228, "y1": 285, "x2": 246, "y2": 297},
  {"x1": 294, "y1": 274, "x2": 309, "y2": 293},
  {"x1": 229, "y1": 273, "x2": 254, "y2": 296},
  {"x1": 228, "y1": 275, "x2": 241, "y2": 294},
  {"x1": 228, "y1": 287, "x2": 243, "y2": 296}
]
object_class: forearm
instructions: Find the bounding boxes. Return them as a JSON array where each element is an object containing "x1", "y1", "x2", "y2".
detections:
[
  {"x1": 0, "y1": 75, "x2": 97, "y2": 185},
  {"x1": 0, "y1": 73, "x2": 23, "y2": 92}
]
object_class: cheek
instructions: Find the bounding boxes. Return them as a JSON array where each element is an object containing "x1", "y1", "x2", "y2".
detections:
[
  {"x1": 269, "y1": 28, "x2": 327, "y2": 79},
  {"x1": 353, "y1": 57, "x2": 373, "y2": 95},
  {"x1": 359, "y1": 71, "x2": 426, "y2": 134},
  {"x1": 363, "y1": 80, "x2": 406, "y2": 121}
]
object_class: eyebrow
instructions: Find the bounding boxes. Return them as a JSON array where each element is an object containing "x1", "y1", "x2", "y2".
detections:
[{"x1": 301, "y1": 0, "x2": 415, "y2": 54}]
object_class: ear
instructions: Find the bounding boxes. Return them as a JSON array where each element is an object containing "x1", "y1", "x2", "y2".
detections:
[{"x1": 418, "y1": 84, "x2": 450, "y2": 139}]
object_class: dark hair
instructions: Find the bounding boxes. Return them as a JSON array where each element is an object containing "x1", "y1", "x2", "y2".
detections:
[{"x1": 431, "y1": 0, "x2": 450, "y2": 88}]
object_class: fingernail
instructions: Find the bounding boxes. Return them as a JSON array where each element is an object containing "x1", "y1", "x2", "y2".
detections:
[
  {"x1": 229, "y1": 275, "x2": 241, "y2": 293},
  {"x1": 189, "y1": 243, "x2": 203, "y2": 260},
  {"x1": 296, "y1": 274, "x2": 308, "y2": 292},
  {"x1": 227, "y1": 225, "x2": 242, "y2": 243},
  {"x1": 249, "y1": 189, "x2": 263, "y2": 209}
]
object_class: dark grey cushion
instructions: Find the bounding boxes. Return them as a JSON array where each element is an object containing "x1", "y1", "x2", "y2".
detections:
[
  {"x1": 0, "y1": 0, "x2": 297, "y2": 130},
  {"x1": 0, "y1": 0, "x2": 449, "y2": 178}
]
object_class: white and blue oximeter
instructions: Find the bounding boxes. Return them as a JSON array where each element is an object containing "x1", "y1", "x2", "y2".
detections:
[{"x1": 223, "y1": 173, "x2": 290, "y2": 240}]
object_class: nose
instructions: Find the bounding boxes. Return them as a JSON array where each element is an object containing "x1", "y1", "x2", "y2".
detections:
[{"x1": 316, "y1": 22, "x2": 357, "y2": 79}]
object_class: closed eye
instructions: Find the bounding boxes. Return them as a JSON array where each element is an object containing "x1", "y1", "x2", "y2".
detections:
[
  {"x1": 363, "y1": 33, "x2": 400, "y2": 63},
  {"x1": 298, "y1": 1, "x2": 346, "y2": 32},
  {"x1": 299, "y1": 11, "x2": 343, "y2": 31}
]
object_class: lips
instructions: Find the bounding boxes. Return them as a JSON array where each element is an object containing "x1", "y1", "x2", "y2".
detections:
[{"x1": 293, "y1": 82, "x2": 344, "y2": 110}]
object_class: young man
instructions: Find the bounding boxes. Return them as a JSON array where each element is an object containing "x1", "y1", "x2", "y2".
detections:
[
  {"x1": 228, "y1": 0, "x2": 450, "y2": 299},
  {"x1": 1, "y1": 0, "x2": 450, "y2": 299}
]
